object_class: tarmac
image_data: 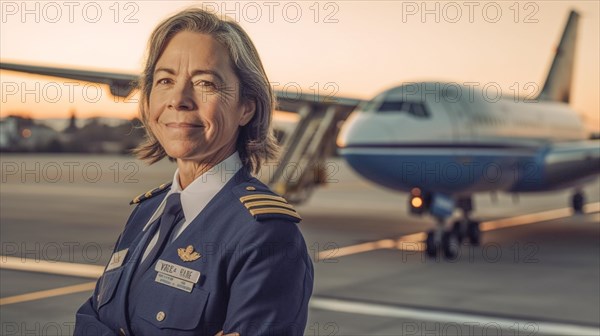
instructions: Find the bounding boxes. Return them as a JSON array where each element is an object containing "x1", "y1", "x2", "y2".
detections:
[{"x1": 1, "y1": 154, "x2": 598, "y2": 336}]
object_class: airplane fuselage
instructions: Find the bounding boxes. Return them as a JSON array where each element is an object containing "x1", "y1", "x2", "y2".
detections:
[{"x1": 337, "y1": 83, "x2": 599, "y2": 197}]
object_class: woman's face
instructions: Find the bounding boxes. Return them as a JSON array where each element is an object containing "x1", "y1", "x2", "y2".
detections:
[{"x1": 147, "y1": 31, "x2": 255, "y2": 162}]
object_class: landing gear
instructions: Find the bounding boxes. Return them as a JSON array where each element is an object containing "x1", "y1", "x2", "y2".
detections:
[
  {"x1": 425, "y1": 231, "x2": 437, "y2": 258},
  {"x1": 452, "y1": 218, "x2": 481, "y2": 246},
  {"x1": 423, "y1": 196, "x2": 481, "y2": 259},
  {"x1": 572, "y1": 191, "x2": 584, "y2": 214},
  {"x1": 467, "y1": 220, "x2": 481, "y2": 246},
  {"x1": 425, "y1": 218, "x2": 460, "y2": 259},
  {"x1": 442, "y1": 231, "x2": 460, "y2": 259},
  {"x1": 451, "y1": 197, "x2": 481, "y2": 246},
  {"x1": 452, "y1": 220, "x2": 463, "y2": 242},
  {"x1": 451, "y1": 219, "x2": 481, "y2": 246}
]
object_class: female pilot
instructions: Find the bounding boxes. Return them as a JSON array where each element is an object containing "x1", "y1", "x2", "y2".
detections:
[{"x1": 74, "y1": 7, "x2": 313, "y2": 336}]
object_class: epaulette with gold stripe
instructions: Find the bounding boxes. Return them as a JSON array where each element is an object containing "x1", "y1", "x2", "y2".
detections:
[
  {"x1": 234, "y1": 184, "x2": 301, "y2": 223},
  {"x1": 130, "y1": 182, "x2": 172, "y2": 205}
]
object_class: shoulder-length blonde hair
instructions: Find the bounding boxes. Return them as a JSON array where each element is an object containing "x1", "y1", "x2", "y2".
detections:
[{"x1": 133, "y1": 7, "x2": 279, "y2": 174}]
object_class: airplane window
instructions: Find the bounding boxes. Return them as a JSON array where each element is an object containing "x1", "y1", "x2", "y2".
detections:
[
  {"x1": 377, "y1": 101, "x2": 430, "y2": 118},
  {"x1": 409, "y1": 103, "x2": 429, "y2": 117},
  {"x1": 378, "y1": 101, "x2": 408, "y2": 112}
]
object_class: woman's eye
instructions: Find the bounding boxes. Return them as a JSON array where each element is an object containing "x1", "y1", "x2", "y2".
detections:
[
  {"x1": 195, "y1": 80, "x2": 216, "y2": 88},
  {"x1": 156, "y1": 78, "x2": 172, "y2": 85}
]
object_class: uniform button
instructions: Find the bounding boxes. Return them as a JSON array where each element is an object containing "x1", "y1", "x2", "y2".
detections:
[
  {"x1": 119, "y1": 327, "x2": 126, "y2": 335},
  {"x1": 245, "y1": 186, "x2": 256, "y2": 191},
  {"x1": 156, "y1": 311, "x2": 166, "y2": 321}
]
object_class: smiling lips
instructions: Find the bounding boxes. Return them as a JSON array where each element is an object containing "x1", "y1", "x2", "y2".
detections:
[{"x1": 165, "y1": 122, "x2": 204, "y2": 128}]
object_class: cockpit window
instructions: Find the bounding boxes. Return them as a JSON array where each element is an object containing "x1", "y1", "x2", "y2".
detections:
[
  {"x1": 359, "y1": 93, "x2": 386, "y2": 112},
  {"x1": 410, "y1": 103, "x2": 428, "y2": 117},
  {"x1": 378, "y1": 101, "x2": 406, "y2": 112},
  {"x1": 377, "y1": 101, "x2": 430, "y2": 118}
]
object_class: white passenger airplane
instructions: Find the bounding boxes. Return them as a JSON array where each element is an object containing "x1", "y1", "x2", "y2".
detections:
[
  {"x1": 336, "y1": 10, "x2": 599, "y2": 257},
  {"x1": 1, "y1": 10, "x2": 598, "y2": 258}
]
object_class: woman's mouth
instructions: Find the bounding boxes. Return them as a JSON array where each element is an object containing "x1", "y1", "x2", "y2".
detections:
[{"x1": 165, "y1": 122, "x2": 204, "y2": 129}]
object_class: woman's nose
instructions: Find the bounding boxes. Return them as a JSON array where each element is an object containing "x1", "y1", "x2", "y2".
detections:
[{"x1": 168, "y1": 82, "x2": 196, "y2": 111}]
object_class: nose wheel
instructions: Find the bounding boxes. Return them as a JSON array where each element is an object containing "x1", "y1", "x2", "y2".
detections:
[
  {"x1": 442, "y1": 231, "x2": 460, "y2": 258},
  {"x1": 425, "y1": 218, "x2": 461, "y2": 259},
  {"x1": 452, "y1": 219, "x2": 481, "y2": 246},
  {"x1": 421, "y1": 195, "x2": 481, "y2": 260},
  {"x1": 467, "y1": 220, "x2": 481, "y2": 245},
  {"x1": 425, "y1": 231, "x2": 437, "y2": 258},
  {"x1": 425, "y1": 218, "x2": 480, "y2": 259}
]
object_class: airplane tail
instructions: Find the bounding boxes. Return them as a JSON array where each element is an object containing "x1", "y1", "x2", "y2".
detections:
[{"x1": 538, "y1": 10, "x2": 579, "y2": 103}]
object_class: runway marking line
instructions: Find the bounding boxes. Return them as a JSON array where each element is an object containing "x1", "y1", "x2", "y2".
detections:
[
  {"x1": 0, "y1": 202, "x2": 598, "y2": 305},
  {"x1": 310, "y1": 297, "x2": 600, "y2": 336},
  {"x1": 318, "y1": 202, "x2": 600, "y2": 260},
  {"x1": 0, "y1": 256, "x2": 104, "y2": 278},
  {"x1": 0, "y1": 281, "x2": 96, "y2": 306}
]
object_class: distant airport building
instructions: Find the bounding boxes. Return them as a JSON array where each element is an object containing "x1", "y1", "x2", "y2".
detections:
[
  {"x1": 0, "y1": 116, "x2": 60, "y2": 151},
  {"x1": 0, "y1": 117, "x2": 19, "y2": 149}
]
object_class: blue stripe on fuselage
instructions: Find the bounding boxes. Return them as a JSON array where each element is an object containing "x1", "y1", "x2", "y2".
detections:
[{"x1": 339, "y1": 145, "x2": 545, "y2": 194}]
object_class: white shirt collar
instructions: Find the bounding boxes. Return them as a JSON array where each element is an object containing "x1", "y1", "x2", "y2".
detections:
[{"x1": 169, "y1": 151, "x2": 243, "y2": 225}]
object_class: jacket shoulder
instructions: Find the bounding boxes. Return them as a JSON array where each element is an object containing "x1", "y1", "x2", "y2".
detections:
[
  {"x1": 232, "y1": 179, "x2": 301, "y2": 223},
  {"x1": 130, "y1": 182, "x2": 172, "y2": 205}
]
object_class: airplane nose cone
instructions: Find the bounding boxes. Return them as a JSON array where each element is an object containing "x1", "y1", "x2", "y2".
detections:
[{"x1": 337, "y1": 112, "x2": 394, "y2": 149}]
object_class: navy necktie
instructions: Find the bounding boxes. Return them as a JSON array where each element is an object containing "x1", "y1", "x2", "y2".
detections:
[{"x1": 136, "y1": 193, "x2": 184, "y2": 276}]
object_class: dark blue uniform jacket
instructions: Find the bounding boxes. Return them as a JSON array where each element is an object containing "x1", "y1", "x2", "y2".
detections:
[{"x1": 74, "y1": 167, "x2": 314, "y2": 336}]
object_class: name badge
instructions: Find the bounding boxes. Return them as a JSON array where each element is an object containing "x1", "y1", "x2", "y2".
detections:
[
  {"x1": 155, "y1": 259, "x2": 201, "y2": 284},
  {"x1": 155, "y1": 272, "x2": 194, "y2": 292},
  {"x1": 106, "y1": 248, "x2": 128, "y2": 271}
]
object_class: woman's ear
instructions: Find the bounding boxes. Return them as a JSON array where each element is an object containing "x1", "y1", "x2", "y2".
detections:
[{"x1": 239, "y1": 99, "x2": 256, "y2": 126}]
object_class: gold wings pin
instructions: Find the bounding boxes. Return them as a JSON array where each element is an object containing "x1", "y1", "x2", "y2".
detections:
[{"x1": 177, "y1": 245, "x2": 201, "y2": 262}]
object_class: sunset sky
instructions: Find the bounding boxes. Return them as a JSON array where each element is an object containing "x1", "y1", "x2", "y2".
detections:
[{"x1": 1, "y1": 1, "x2": 598, "y2": 130}]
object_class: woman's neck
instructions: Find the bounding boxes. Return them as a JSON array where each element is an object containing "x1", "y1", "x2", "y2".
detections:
[{"x1": 176, "y1": 147, "x2": 236, "y2": 190}]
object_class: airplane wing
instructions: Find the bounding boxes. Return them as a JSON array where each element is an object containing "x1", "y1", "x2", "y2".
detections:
[
  {"x1": 0, "y1": 61, "x2": 364, "y2": 203},
  {"x1": 0, "y1": 62, "x2": 138, "y2": 97},
  {"x1": 0, "y1": 61, "x2": 362, "y2": 110},
  {"x1": 536, "y1": 139, "x2": 600, "y2": 191},
  {"x1": 503, "y1": 139, "x2": 600, "y2": 192}
]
